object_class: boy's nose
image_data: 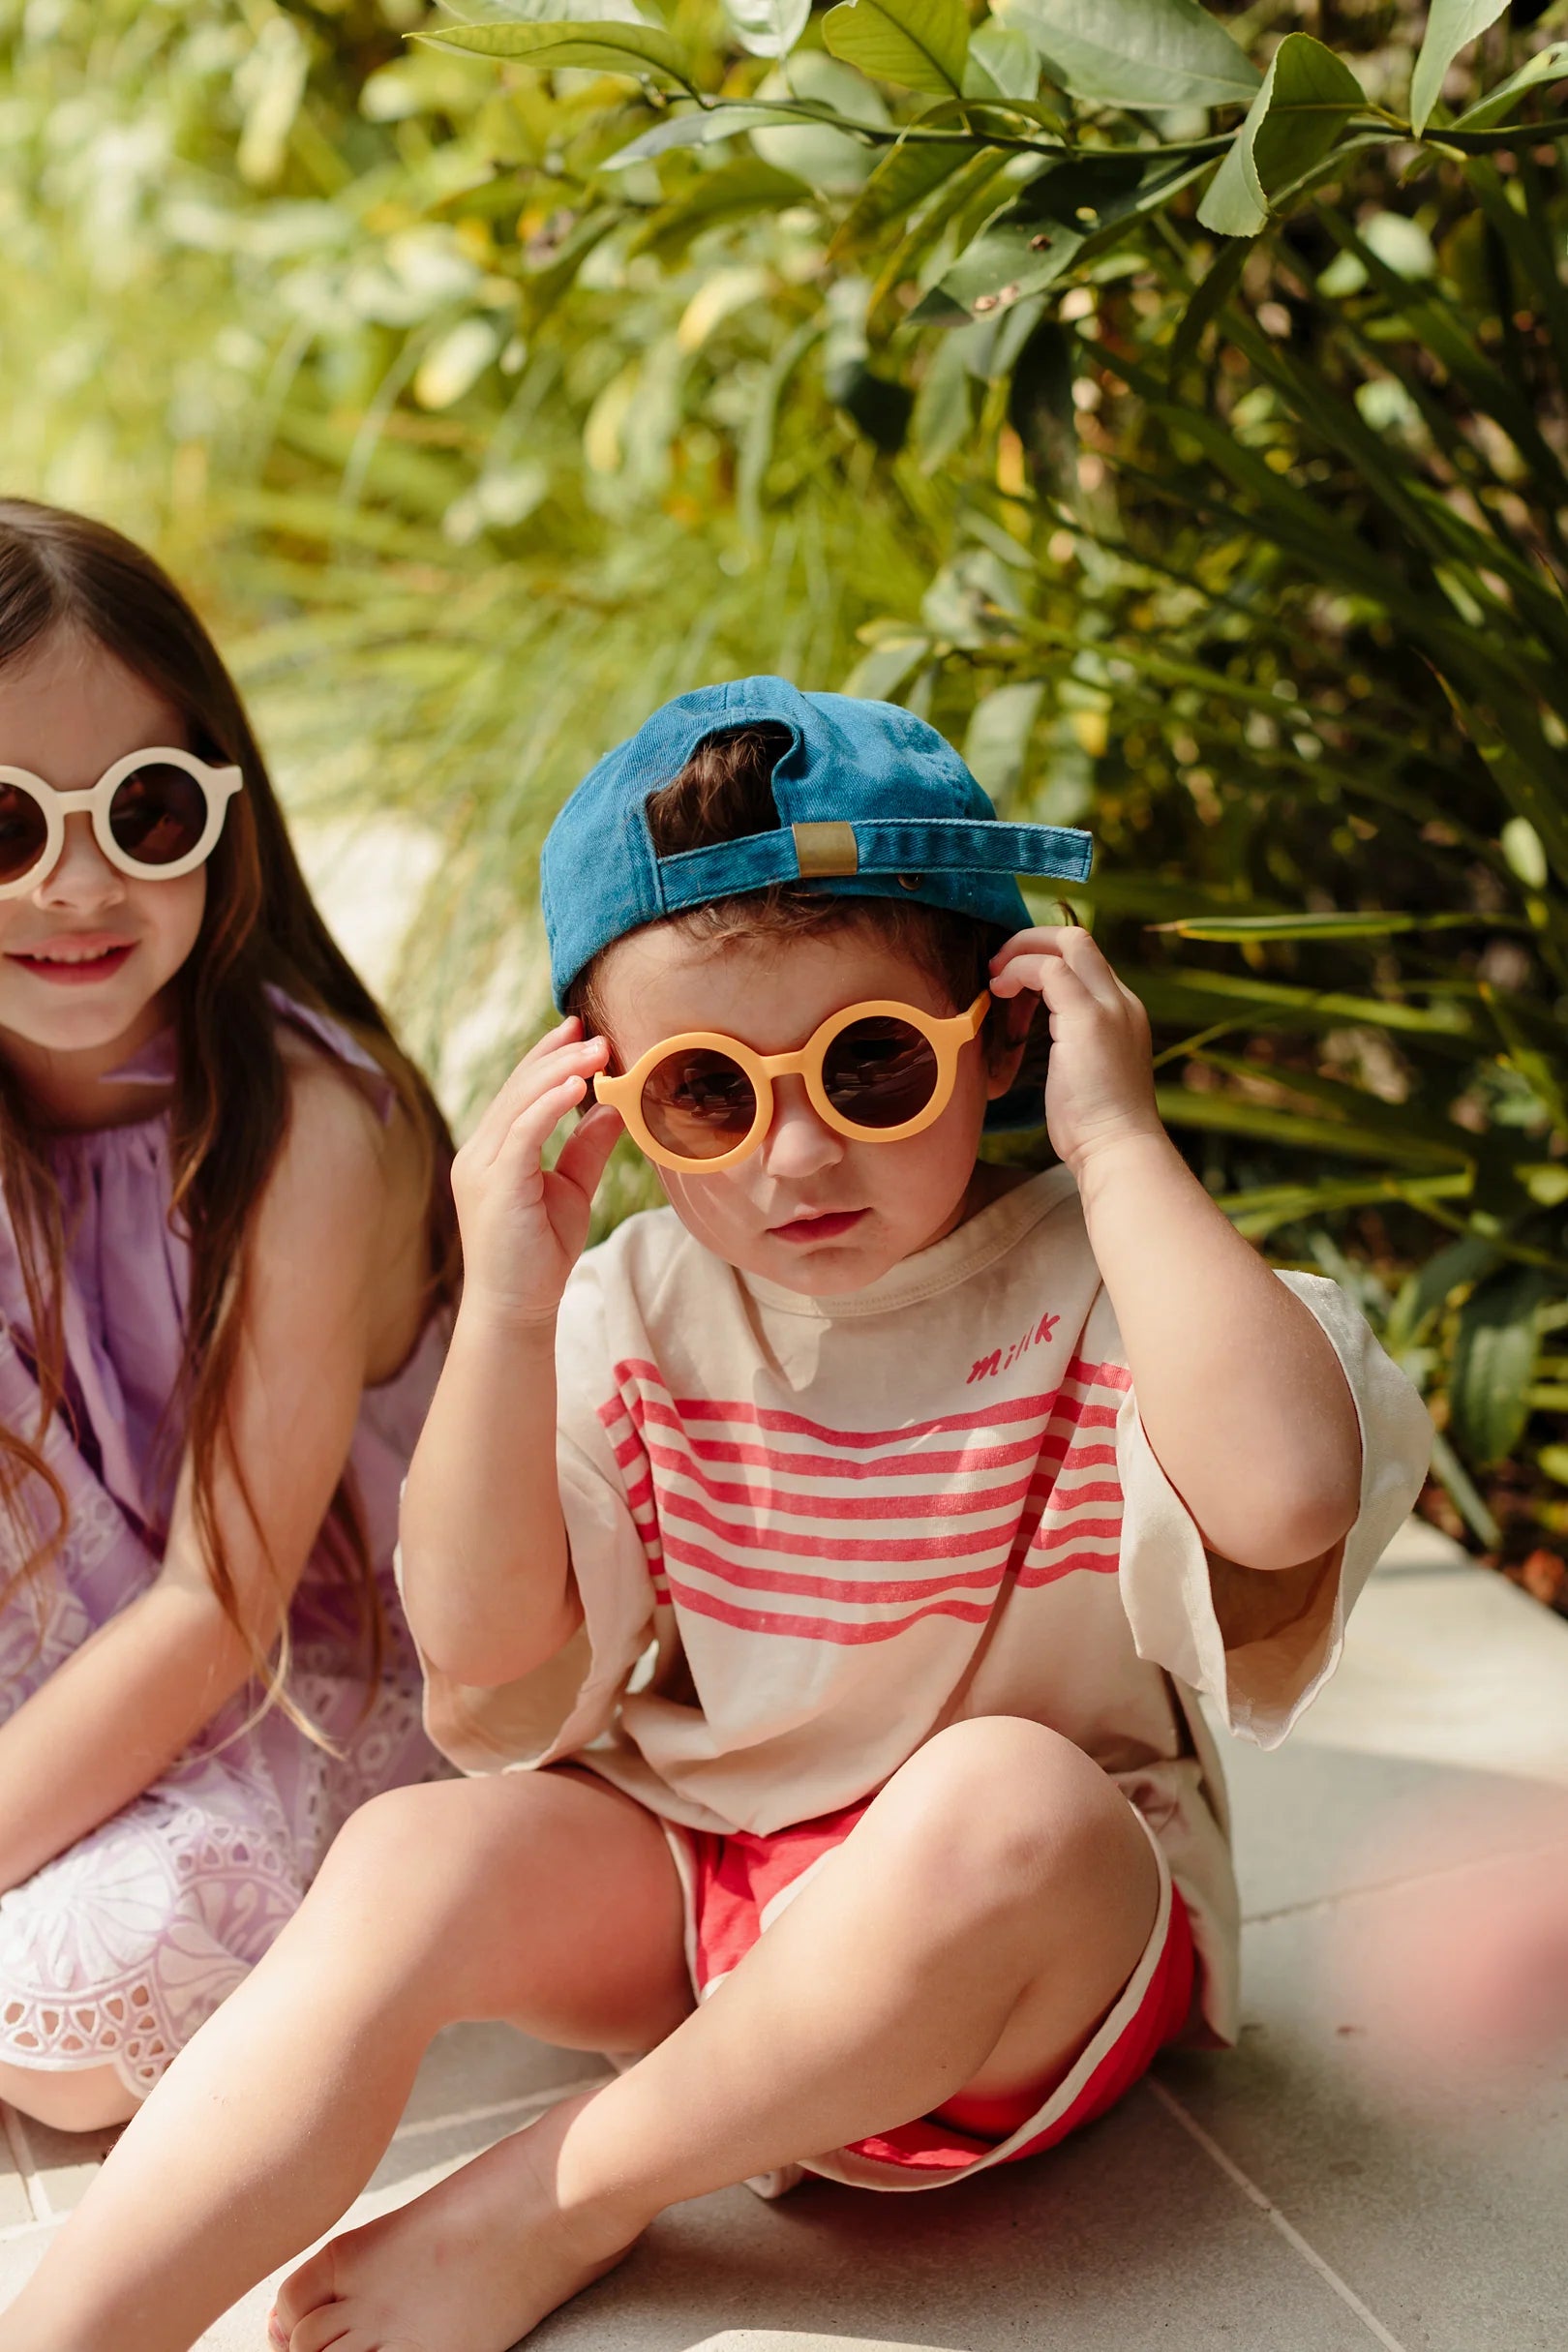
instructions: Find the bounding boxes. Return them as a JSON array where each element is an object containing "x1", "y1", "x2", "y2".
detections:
[
  {"x1": 34, "y1": 812, "x2": 125, "y2": 912},
  {"x1": 758, "y1": 1076, "x2": 843, "y2": 1182}
]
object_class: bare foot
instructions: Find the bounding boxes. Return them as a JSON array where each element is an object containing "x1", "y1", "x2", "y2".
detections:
[{"x1": 267, "y1": 2095, "x2": 638, "y2": 2352}]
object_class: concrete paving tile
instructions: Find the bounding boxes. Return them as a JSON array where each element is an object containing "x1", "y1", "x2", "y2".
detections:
[
  {"x1": 196, "y1": 2088, "x2": 1389, "y2": 2350},
  {"x1": 515, "y1": 2088, "x2": 1394, "y2": 2352},
  {"x1": 0, "y1": 2108, "x2": 35, "y2": 2231},
  {"x1": 9, "y1": 2113, "x2": 120, "y2": 2218},
  {"x1": 1209, "y1": 1520, "x2": 1568, "y2": 1920},
  {"x1": 1158, "y1": 1852, "x2": 1568, "y2": 2352},
  {"x1": 398, "y1": 2022, "x2": 608, "y2": 2132},
  {"x1": 688, "y1": 2337, "x2": 969, "y2": 2350},
  {"x1": 1221, "y1": 1737, "x2": 1568, "y2": 1922},
  {"x1": 0, "y1": 2224, "x2": 56, "y2": 2304},
  {"x1": 1290, "y1": 1520, "x2": 1568, "y2": 1783}
]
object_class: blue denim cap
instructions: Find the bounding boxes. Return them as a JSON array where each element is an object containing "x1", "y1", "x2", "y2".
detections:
[{"x1": 542, "y1": 677, "x2": 1093, "y2": 1006}]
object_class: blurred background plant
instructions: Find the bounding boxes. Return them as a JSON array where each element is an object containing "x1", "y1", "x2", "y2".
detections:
[{"x1": 2, "y1": 0, "x2": 1565, "y2": 1586}]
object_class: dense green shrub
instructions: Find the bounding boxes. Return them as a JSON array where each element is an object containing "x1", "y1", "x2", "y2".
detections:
[{"x1": 3, "y1": 0, "x2": 1565, "y2": 1563}]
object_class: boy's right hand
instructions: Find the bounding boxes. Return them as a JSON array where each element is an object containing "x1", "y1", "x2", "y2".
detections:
[{"x1": 450, "y1": 1015, "x2": 622, "y2": 1331}]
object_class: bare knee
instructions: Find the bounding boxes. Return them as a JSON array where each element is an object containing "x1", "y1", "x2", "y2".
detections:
[
  {"x1": 874, "y1": 1717, "x2": 1152, "y2": 1927},
  {"x1": 0, "y1": 2058, "x2": 137, "y2": 2133}
]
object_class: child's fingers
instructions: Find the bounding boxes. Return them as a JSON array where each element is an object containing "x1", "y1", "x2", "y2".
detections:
[
  {"x1": 492, "y1": 1071, "x2": 590, "y2": 1186},
  {"x1": 553, "y1": 1101, "x2": 623, "y2": 1203},
  {"x1": 468, "y1": 1019, "x2": 585, "y2": 1141},
  {"x1": 467, "y1": 1035, "x2": 606, "y2": 1168},
  {"x1": 994, "y1": 931, "x2": 1123, "y2": 1016},
  {"x1": 990, "y1": 952, "x2": 1098, "y2": 1008},
  {"x1": 1034, "y1": 924, "x2": 1124, "y2": 1013},
  {"x1": 993, "y1": 923, "x2": 1120, "y2": 986}
]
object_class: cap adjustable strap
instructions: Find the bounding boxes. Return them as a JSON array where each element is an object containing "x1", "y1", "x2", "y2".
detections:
[{"x1": 657, "y1": 816, "x2": 1093, "y2": 910}]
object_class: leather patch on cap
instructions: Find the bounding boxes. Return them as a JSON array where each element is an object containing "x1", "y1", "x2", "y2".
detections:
[{"x1": 792, "y1": 820, "x2": 859, "y2": 878}]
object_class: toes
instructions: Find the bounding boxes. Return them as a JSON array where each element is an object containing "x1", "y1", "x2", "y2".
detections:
[
  {"x1": 286, "y1": 2307, "x2": 354, "y2": 2352},
  {"x1": 273, "y1": 2247, "x2": 337, "y2": 2335}
]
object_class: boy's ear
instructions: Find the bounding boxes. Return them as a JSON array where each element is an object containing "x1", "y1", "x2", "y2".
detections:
[{"x1": 983, "y1": 992, "x2": 1036, "y2": 1101}]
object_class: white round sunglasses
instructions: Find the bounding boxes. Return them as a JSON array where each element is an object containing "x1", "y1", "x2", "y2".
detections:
[{"x1": 0, "y1": 748, "x2": 244, "y2": 899}]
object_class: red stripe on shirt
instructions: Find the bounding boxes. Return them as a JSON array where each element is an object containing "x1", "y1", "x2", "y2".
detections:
[
  {"x1": 666, "y1": 1573, "x2": 999, "y2": 1644},
  {"x1": 663, "y1": 1530, "x2": 1012, "y2": 1606}
]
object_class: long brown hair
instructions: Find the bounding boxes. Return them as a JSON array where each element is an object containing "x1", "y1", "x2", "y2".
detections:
[{"x1": 0, "y1": 498, "x2": 459, "y2": 1727}]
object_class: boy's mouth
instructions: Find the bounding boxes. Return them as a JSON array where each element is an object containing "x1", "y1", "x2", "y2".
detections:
[
  {"x1": 767, "y1": 1206, "x2": 868, "y2": 1245},
  {"x1": 6, "y1": 935, "x2": 136, "y2": 984}
]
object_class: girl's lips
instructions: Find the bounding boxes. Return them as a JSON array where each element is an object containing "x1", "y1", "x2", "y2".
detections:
[
  {"x1": 768, "y1": 1207, "x2": 867, "y2": 1244},
  {"x1": 7, "y1": 941, "x2": 136, "y2": 985}
]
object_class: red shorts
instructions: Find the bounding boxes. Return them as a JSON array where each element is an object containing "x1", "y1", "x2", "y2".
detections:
[{"x1": 663, "y1": 1794, "x2": 1196, "y2": 2191}]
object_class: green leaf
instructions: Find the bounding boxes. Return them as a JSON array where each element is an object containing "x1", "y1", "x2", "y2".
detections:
[
  {"x1": 960, "y1": 31, "x2": 1033, "y2": 103},
  {"x1": 1410, "y1": 0, "x2": 1510, "y2": 137},
  {"x1": 1153, "y1": 1087, "x2": 1469, "y2": 1167},
  {"x1": 1197, "y1": 33, "x2": 1366, "y2": 239},
  {"x1": 998, "y1": 0, "x2": 1260, "y2": 110},
  {"x1": 418, "y1": 19, "x2": 695, "y2": 87},
  {"x1": 1148, "y1": 909, "x2": 1510, "y2": 941},
  {"x1": 1480, "y1": 982, "x2": 1568, "y2": 1140},
  {"x1": 1448, "y1": 1266, "x2": 1549, "y2": 1465},
  {"x1": 926, "y1": 148, "x2": 1179, "y2": 318},
  {"x1": 829, "y1": 136, "x2": 968, "y2": 260},
  {"x1": 912, "y1": 331, "x2": 978, "y2": 471},
  {"x1": 823, "y1": 0, "x2": 970, "y2": 97},
  {"x1": 965, "y1": 23, "x2": 1040, "y2": 101},
  {"x1": 964, "y1": 680, "x2": 1044, "y2": 799},
  {"x1": 842, "y1": 630, "x2": 932, "y2": 698},
  {"x1": 926, "y1": 217, "x2": 1084, "y2": 318},
  {"x1": 629, "y1": 157, "x2": 811, "y2": 258},
  {"x1": 1216, "y1": 1174, "x2": 1473, "y2": 1243},
  {"x1": 1448, "y1": 43, "x2": 1568, "y2": 135},
  {"x1": 1429, "y1": 1430, "x2": 1501, "y2": 1546},
  {"x1": 723, "y1": 0, "x2": 812, "y2": 62},
  {"x1": 1131, "y1": 963, "x2": 1480, "y2": 1040},
  {"x1": 866, "y1": 145, "x2": 1012, "y2": 331},
  {"x1": 737, "y1": 317, "x2": 821, "y2": 536},
  {"x1": 1383, "y1": 1234, "x2": 1501, "y2": 1352},
  {"x1": 1007, "y1": 317, "x2": 1076, "y2": 491},
  {"x1": 602, "y1": 106, "x2": 797, "y2": 169},
  {"x1": 1167, "y1": 237, "x2": 1250, "y2": 375}
]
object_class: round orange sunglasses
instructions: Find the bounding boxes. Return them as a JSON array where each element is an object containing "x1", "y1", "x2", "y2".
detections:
[{"x1": 593, "y1": 990, "x2": 992, "y2": 1174}]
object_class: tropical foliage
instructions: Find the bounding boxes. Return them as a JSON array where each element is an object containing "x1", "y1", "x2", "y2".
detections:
[{"x1": 2, "y1": 0, "x2": 1566, "y2": 1575}]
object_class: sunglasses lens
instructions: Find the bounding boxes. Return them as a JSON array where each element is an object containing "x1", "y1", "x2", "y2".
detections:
[
  {"x1": 107, "y1": 763, "x2": 209, "y2": 869},
  {"x1": 0, "y1": 785, "x2": 49, "y2": 888},
  {"x1": 641, "y1": 1048, "x2": 758, "y2": 1161},
  {"x1": 822, "y1": 1016, "x2": 940, "y2": 1131}
]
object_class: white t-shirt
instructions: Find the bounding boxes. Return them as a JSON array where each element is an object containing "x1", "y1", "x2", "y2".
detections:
[{"x1": 421, "y1": 1166, "x2": 1432, "y2": 2041}]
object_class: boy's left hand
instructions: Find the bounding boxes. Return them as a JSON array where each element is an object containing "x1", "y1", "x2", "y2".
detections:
[{"x1": 989, "y1": 921, "x2": 1163, "y2": 1177}]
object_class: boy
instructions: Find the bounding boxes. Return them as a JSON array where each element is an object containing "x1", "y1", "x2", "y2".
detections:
[{"x1": 3, "y1": 679, "x2": 1431, "y2": 2352}]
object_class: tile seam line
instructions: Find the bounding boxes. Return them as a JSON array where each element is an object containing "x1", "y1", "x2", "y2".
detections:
[
  {"x1": 1243, "y1": 1826, "x2": 1568, "y2": 1927},
  {"x1": 0, "y1": 2104, "x2": 46, "y2": 2226},
  {"x1": 0, "y1": 2215, "x2": 56, "y2": 2246},
  {"x1": 394, "y1": 2071, "x2": 615, "y2": 2145},
  {"x1": 1145, "y1": 2079, "x2": 1411, "y2": 2352}
]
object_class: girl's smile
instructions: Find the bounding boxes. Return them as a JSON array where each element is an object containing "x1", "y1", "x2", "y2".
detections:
[{"x1": 6, "y1": 930, "x2": 138, "y2": 984}]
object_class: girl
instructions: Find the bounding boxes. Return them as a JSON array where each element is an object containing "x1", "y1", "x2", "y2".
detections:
[{"x1": 0, "y1": 498, "x2": 457, "y2": 2133}]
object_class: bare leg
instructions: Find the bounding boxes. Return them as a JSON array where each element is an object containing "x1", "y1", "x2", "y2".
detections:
[
  {"x1": 0, "y1": 2059, "x2": 137, "y2": 2132},
  {"x1": 271, "y1": 1717, "x2": 1160, "y2": 2352},
  {"x1": 0, "y1": 1767, "x2": 688, "y2": 2352}
]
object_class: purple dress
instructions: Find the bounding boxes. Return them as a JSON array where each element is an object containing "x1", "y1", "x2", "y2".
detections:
[{"x1": 0, "y1": 1000, "x2": 447, "y2": 2096}]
